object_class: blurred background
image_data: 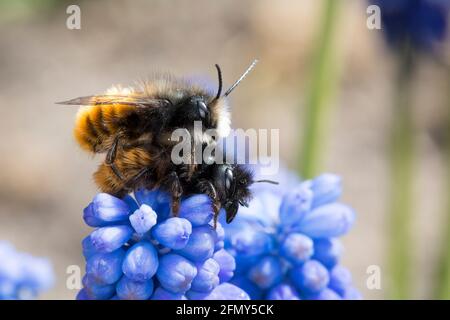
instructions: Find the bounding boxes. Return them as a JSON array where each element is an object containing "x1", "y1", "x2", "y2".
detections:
[{"x1": 0, "y1": 0, "x2": 449, "y2": 299}]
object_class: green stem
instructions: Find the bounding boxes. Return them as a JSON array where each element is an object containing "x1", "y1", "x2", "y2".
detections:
[
  {"x1": 434, "y1": 66, "x2": 450, "y2": 299},
  {"x1": 299, "y1": 0, "x2": 341, "y2": 178},
  {"x1": 387, "y1": 46, "x2": 415, "y2": 299}
]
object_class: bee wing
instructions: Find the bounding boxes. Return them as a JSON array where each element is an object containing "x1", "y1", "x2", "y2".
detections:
[{"x1": 56, "y1": 95, "x2": 168, "y2": 108}]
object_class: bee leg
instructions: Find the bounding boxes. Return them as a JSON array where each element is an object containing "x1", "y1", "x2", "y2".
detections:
[
  {"x1": 197, "y1": 180, "x2": 221, "y2": 229},
  {"x1": 110, "y1": 164, "x2": 124, "y2": 180},
  {"x1": 105, "y1": 137, "x2": 125, "y2": 180},
  {"x1": 106, "y1": 136, "x2": 119, "y2": 164},
  {"x1": 164, "y1": 172, "x2": 183, "y2": 216},
  {"x1": 124, "y1": 167, "x2": 150, "y2": 190}
]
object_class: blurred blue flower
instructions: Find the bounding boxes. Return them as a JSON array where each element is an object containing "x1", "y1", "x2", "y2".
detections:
[
  {"x1": 0, "y1": 241, "x2": 54, "y2": 299},
  {"x1": 222, "y1": 173, "x2": 361, "y2": 300},
  {"x1": 79, "y1": 190, "x2": 247, "y2": 300},
  {"x1": 372, "y1": 0, "x2": 449, "y2": 52}
]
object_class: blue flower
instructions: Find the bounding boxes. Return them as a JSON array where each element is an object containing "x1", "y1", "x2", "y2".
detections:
[
  {"x1": 175, "y1": 225, "x2": 216, "y2": 262},
  {"x1": 223, "y1": 173, "x2": 361, "y2": 300},
  {"x1": 0, "y1": 241, "x2": 54, "y2": 299},
  {"x1": 290, "y1": 260, "x2": 329, "y2": 295},
  {"x1": 267, "y1": 283, "x2": 301, "y2": 300},
  {"x1": 79, "y1": 190, "x2": 245, "y2": 300},
  {"x1": 90, "y1": 225, "x2": 134, "y2": 253},
  {"x1": 187, "y1": 283, "x2": 250, "y2": 300},
  {"x1": 152, "y1": 217, "x2": 192, "y2": 250},
  {"x1": 371, "y1": 0, "x2": 449, "y2": 52},
  {"x1": 191, "y1": 258, "x2": 220, "y2": 292},
  {"x1": 156, "y1": 253, "x2": 198, "y2": 293},
  {"x1": 129, "y1": 205, "x2": 157, "y2": 234},
  {"x1": 122, "y1": 242, "x2": 159, "y2": 281},
  {"x1": 116, "y1": 276, "x2": 154, "y2": 300}
]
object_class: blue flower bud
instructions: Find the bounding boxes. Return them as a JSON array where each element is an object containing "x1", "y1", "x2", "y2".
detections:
[
  {"x1": 215, "y1": 222, "x2": 225, "y2": 242},
  {"x1": 129, "y1": 205, "x2": 157, "y2": 234},
  {"x1": 86, "y1": 249, "x2": 125, "y2": 285},
  {"x1": 248, "y1": 256, "x2": 283, "y2": 290},
  {"x1": 279, "y1": 183, "x2": 313, "y2": 227},
  {"x1": 312, "y1": 238, "x2": 343, "y2": 269},
  {"x1": 308, "y1": 288, "x2": 341, "y2": 300},
  {"x1": 134, "y1": 189, "x2": 170, "y2": 220},
  {"x1": 0, "y1": 281, "x2": 15, "y2": 299},
  {"x1": 116, "y1": 276, "x2": 153, "y2": 300},
  {"x1": 230, "y1": 276, "x2": 263, "y2": 300},
  {"x1": 293, "y1": 203, "x2": 355, "y2": 238},
  {"x1": 82, "y1": 275, "x2": 116, "y2": 300},
  {"x1": 90, "y1": 225, "x2": 133, "y2": 253},
  {"x1": 188, "y1": 283, "x2": 250, "y2": 300},
  {"x1": 266, "y1": 283, "x2": 301, "y2": 300},
  {"x1": 233, "y1": 254, "x2": 262, "y2": 276},
  {"x1": 215, "y1": 241, "x2": 224, "y2": 251},
  {"x1": 280, "y1": 233, "x2": 314, "y2": 265},
  {"x1": 329, "y1": 265, "x2": 352, "y2": 296},
  {"x1": 342, "y1": 286, "x2": 362, "y2": 300},
  {"x1": 151, "y1": 287, "x2": 187, "y2": 300},
  {"x1": 82, "y1": 236, "x2": 97, "y2": 259},
  {"x1": 213, "y1": 249, "x2": 235, "y2": 283},
  {"x1": 19, "y1": 255, "x2": 54, "y2": 292},
  {"x1": 83, "y1": 193, "x2": 130, "y2": 227},
  {"x1": 76, "y1": 289, "x2": 91, "y2": 300},
  {"x1": 175, "y1": 225, "x2": 215, "y2": 262},
  {"x1": 191, "y1": 258, "x2": 220, "y2": 292},
  {"x1": 310, "y1": 174, "x2": 342, "y2": 208},
  {"x1": 122, "y1": 242, "x2": 158, "y2": 282},
  {"x1": 179, "y1": 195, "x2": 214, "y2": 227},
  {"x1": 0, "y1": 242, "x2": 54, "y2": 299},
  {"x1": 372, "y1": 0, "x2": 449, "y2": 52},
  {"x1": 290, "y1": 260, "x2": 329, "y2": 294},
  {"x1": 152, "y1": 217, "x2": 192, "y2": 250},
  {"x1": 156, "y1": 254, "x2": 198, "y2": 293},
  {"x1": 205, "y1": 283, "x2": 250, "y2": 300},
  {"x1": 229, "y1": 228, "x2": 273, "y2": 257}
]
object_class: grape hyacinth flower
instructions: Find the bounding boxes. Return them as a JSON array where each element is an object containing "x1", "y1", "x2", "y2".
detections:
[
  {"x1": 0, "y1": 241, "x2": 54, "y2": 300},
  {"x1": 78, "y1": 190, "x2": 249, "y2": 300},
  {"x1": 222, "y1": 173, "x2": 361, "y2": 300},
  {"x1": 371, "y1": 0, "x2": 449, "y2": 52}
]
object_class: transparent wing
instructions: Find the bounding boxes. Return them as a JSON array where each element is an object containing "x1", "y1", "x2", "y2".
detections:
[{"x1": 56, "y1": 95, "x2": 169, "y2": 108}]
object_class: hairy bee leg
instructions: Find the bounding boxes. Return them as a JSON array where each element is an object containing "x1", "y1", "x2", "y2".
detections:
[
  {"x1": 106, "y1": 136, "x2": 124, "y2": 180},
  {"x1": 197, "y1": 180, "x2": 221, "y2": 229},
  {"x1": 106, "y1": 136, "x2": 119, "y2": 165},
  {"x1": 164, "y1": 172, "x2": 183, "y2": 216},
  {"x1": 110, "y1": 164, "x2": 124, "y2": 180},
  {"x1": 124, "y1": 167, "x2": 150, "y2": 190}
]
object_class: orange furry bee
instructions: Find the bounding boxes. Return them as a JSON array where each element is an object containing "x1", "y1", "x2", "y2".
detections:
[{"x1": 58, "y1": 61, "x2": 258, "y2": 209}]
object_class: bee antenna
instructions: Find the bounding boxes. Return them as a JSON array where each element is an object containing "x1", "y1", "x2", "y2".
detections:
[
  {"x1": 214, "y1": 64, "x2": 223, "y2": 100},
  {"x1": 224, "y1": 59, "x2": 258, "y2": 97},
  {"x1": 254, "y1": 179, "x2": 279, "y2": 185}
]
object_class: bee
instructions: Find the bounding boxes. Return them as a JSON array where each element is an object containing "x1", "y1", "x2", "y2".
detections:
[{"x1": 58, "y1": 61, "x2": 259, "y2": 213}]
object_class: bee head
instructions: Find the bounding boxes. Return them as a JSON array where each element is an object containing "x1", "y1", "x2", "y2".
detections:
[
  {"x1": 170, "y1": 61, "x2": 258, "y2": 139},
  {"x1": 212, "y1": 164, "x2": 253, "y2": 224}
]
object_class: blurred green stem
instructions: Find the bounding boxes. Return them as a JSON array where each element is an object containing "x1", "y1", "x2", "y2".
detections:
[
  {"x1": 434, "y1": 65, "x2": 450, "y2": 299},
  {"x1": 387, "y1": 46, "x2": 415, "y2": 299},
  {"x1": 299, "y1": 0, "x2": 340, "y2": 178}
]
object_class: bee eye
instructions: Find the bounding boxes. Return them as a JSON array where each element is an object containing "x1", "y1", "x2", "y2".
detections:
[
  {"x1": 197, "y1": 100, "x2": 208, "y2": 119},
  {"x1": 225, "y1": 168, "x2": 233, "y2": 191}
]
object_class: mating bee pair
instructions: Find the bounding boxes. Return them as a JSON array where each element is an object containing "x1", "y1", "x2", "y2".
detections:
[{"x1": 59, "y1": 60, "x2": 276, "y2": 226}]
